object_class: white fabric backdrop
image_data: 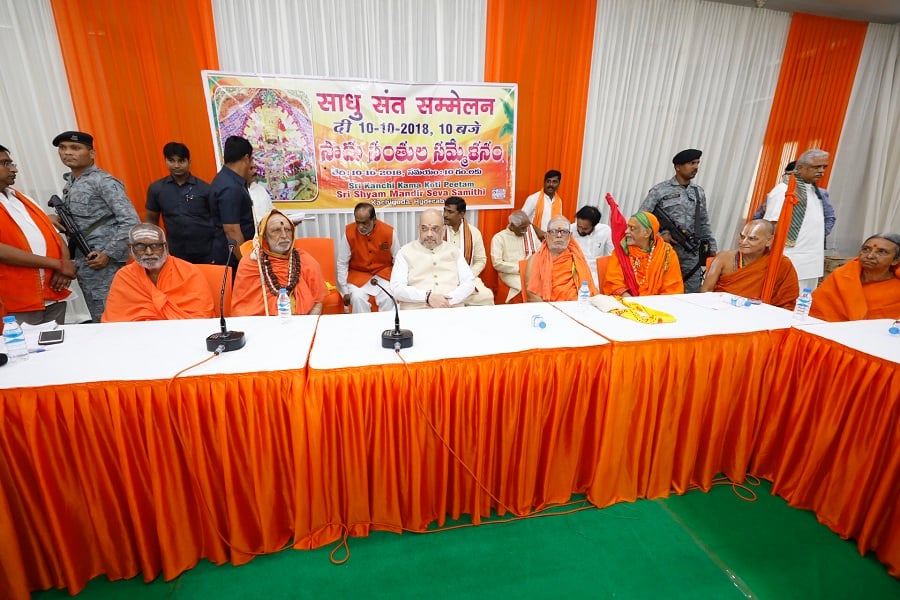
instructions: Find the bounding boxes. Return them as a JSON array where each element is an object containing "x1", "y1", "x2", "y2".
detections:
[
  {"x1": 829, "y1": 23, "x2": 900, "y2": 254},
  {"x1": 577, "y1": 0, "x2": 791, "y2": 250},
  {"x1": 212, "y1": 0, "x2": 489, "y2": 247},
  {"x1": 0, "y1": 0, "x2": 92, "y2": 323}
]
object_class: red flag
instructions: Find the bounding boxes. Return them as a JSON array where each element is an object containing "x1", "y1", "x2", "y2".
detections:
[
  {"x1": 605, "y1": 193, "x2": 639, "y2": 296},
  {"x1": 761, "y1": 177, "x2": 797, "y2": 303}
]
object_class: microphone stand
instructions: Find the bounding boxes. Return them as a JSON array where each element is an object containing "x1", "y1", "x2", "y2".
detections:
[
  {"x1": 206, "y1": 240, "x2": 246, "y2": 352},
  {"x1": 370, "y1": 278, "x2": 413, "y2": 349}
]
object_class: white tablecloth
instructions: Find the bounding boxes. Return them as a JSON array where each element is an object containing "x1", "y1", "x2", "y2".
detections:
[
  {"x1": 309, "y1": 302, "x2": 609, "y2": 369},
  {"x1": 796, "y1": 318, "x2": 900, "y2": 364},
  {"x1": 0, "y1": 315, "x2": 318, "y2": 389}
]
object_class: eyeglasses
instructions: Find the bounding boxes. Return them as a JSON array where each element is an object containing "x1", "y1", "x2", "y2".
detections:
[
  {"x1": 547, "y1": 228, "x2": 570, "y2": 237},
  {"x1": 130, "y1": 243, "x2": 166, "y2": 253},
  {"x1": 0, "y1": 161, "x2": 16, "y2": 169}
]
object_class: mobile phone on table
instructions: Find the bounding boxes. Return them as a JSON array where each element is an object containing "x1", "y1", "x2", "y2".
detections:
[{"x1": 38, "y1": 329, "x2": 65, "y2": 345}]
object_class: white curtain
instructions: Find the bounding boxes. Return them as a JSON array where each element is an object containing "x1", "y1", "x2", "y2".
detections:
[
  {"x1": 577, "y1": 0, "x2": 791, "y2": 250},
  {"x1": 0, "y1": 0, "x2": 91, "y2": 323},
  {"x1": 212, "y1": 0, "x2": 488, "y2": 246},
  {"x1": 828, "y1": 23, "x2": 900, "y2": 255}
]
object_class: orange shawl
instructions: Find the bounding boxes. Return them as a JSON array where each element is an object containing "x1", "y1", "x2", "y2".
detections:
[
  {"x1": 527, "y1": 239, "x2": 597, "y2": 301},
  {"x1": 231, "y1": 241, "x2": 328, "y2": 316},
  {"x1": 810, "y1": 259, "x2": 900, "y2": 321},
  {"x1": 101, "y1": 257, "x2": 215, "y2": 322},
  {"x1": 715, "y1": 254, "x2": 799, "y2": 310},
  {"x1": 602, "y1": 216, "x2": 683, "y2": 296},
  {"x1": 0, "y1": 189, "x2": 71, "y2": 313},
  {"x1": 532, "y1": 191, "x2": 563, "y2": 231}
]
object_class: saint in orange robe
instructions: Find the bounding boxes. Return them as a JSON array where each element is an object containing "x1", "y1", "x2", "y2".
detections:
[
  {"x1": 602, "y1": 240, "x2": 683, "y2": 296},
  {"x1": 527, "y1": 241, "x2": 598, "y2": 301},
  {"x1": 714, "y1": 254, "x2": 799, "y2": 309},
  {"x1": 810, "y1": 259, "x2": 900, "y2": 321},
  {"x1": 101, "y1": 256, "x2": 216, "y2": 322},
  {"x1": 231, "y1": 241, "x2": 328, "y2": 316}
]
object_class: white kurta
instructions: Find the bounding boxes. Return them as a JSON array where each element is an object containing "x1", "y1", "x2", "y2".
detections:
[
  {"x1": 569, "y1": 222, "x2": 613, "y2": 287},
  {"x1": 521, "y1": 190, "x2": 560, "y2": 232},
  {"x1": 763, "y1": 182, "x2": 825, "y2": 280}
]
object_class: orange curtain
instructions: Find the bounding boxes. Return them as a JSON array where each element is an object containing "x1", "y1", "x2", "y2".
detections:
[
  {"x1": 50, "y1": 0, "x2": 220, "y2": 214},
  {"x1": 479, "y1": 0, "x2": 598, "y2": 292},
  {"x1": 746, "y1": 14, "x2": 867, "y2": 218}
]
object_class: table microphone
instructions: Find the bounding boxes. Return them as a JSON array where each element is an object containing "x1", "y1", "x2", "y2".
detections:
[
  {"x1": 370, "y1": 278, "x2": 413, "y2": 349},
  {"x1": 206, "y1": 239, "x2": 246, "y2": 352}
]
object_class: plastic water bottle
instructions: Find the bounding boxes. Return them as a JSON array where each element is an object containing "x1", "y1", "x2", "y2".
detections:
[
  {"x1": 2, "y1": 315, "x2": 29, "y2": 362},
  {"x1": 578, "y1": 281, "x2": 590, "y2": 304},
  {"x1": 531, "y1": 314, "x2": 547, "y2": 329},
  {"x1": 277, "y1": 288, "x2": 291, "y2": 321},
  {"x1": 726, "y1": 294, "x2": 752, "y2": 308},
  {"x1": 792, "y1": 287, "x2": 813, "y2": 320}
]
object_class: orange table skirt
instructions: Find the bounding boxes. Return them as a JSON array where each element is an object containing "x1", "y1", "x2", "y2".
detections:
[
  {"x1": 752, "y1": 328, "x2": 900, "y2": 577},
  {"x1": 588, "y1": 329, "x2": 789, "y2": 507},
  {"x1": 295, "y1": 346, "x2": 612, "y2": 548},
  {"x1": 0, "y1": 371, "x2": 303, "y2": 599}
]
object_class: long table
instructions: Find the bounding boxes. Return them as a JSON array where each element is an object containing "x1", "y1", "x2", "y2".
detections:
[{"x1": 1, "y1": 299, "x2": 897, "y2": 598}]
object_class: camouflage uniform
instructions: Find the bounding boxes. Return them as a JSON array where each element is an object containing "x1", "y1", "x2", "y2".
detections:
[
  {"x1": 639, "y1": 177, "x2": 717, "y2": 293},
  {"x1": 61, "y1": 165, "x2": 140, "y2": 320}
]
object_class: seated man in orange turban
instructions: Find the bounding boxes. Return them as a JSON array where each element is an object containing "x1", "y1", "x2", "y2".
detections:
[
  {"x1": 231, "y1": 209, "x2": 328, "y2": 316},
  {"x1": 602, "y1": 211, "x2": 683, "y2": 296},
  {"x1": 701, "y1": 219, "x2": 799, "y2": 309},
  {"x1": 102, "y1": 224, "x2": 216, "y2": 322},
  {"x1": 524, "y1": 215, "x2": 598, "y2": 301},
  {"x1": 810, "y1": 233, "x2": 900, "y2": 321}
]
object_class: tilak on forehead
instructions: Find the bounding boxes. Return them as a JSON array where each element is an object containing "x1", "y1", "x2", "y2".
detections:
[{"x1": 129, "y1": 224, "x2": 165, "y2": 243}]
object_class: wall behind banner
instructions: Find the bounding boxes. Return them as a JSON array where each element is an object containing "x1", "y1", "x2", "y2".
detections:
[{"x1": 50, "y1": 0, "x2": 219, "y2": 213}]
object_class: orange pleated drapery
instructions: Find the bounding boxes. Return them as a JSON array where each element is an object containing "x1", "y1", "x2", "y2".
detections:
[
  {"x1": 745, "y1": 14, "x2": 867, "y2": 218},
  {"x1": 479, "y1": 0, "x2": 598, "y2": 294},
  {"x1": 50, "y1": 0, "x2": 220, "y2": 213}
]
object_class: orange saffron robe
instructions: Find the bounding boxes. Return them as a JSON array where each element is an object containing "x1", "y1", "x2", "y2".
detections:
[
  {"x1": 810, "y1": 259, "x2": 900, "y2": 321},
  {"x1": 714, "y1": 255, "x2": 799, "y2": 309},
  {"x1": 101, "y1": 256, "x2": 216, "y2": 322},
  {"x1": 602, "y1": 241, "x2": 683, "y2": 296},
  {"x1": 346, "y1": 220, "x2": 394, "y2": 287},
  {"x1": 527, "y1": 242, "x2": 598, "y2": 301},
  {"x1": 0, "y1": 189, "x2": 71, "y2": 313},
  {"x1": 231, "y1": 241, "x2": 328, "y2": 316}
]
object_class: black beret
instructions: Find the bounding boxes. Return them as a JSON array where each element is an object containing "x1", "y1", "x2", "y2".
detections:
[
  {"x1": 672, "y1": 148, "x2": 702, "y2": 165},
  {"x1": 52, "y1": 131, "x2": 93, "y2": 148}
]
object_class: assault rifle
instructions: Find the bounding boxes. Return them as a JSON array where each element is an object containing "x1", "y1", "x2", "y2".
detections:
[
  {"x1": 48, "y1": 194, "x2": 93, "y2": 257},
  {"x1": 652, "y1": 205, "x2": 699, "y2": 254}
]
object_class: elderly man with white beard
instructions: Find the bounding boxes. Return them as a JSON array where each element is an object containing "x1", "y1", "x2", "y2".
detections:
[
  {"x1": 390, "y1": 208, "x2": 475, "y2": 309},
  {"x1": 101, "y1": 223, "x2": 216, "y2": 321}
]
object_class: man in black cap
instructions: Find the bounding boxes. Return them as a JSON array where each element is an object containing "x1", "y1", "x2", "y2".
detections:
[
  {"x1": 639, "y1": 148, "x2": 717, "y2": 293},
  {"x1": 52, "y1": 130, "x2": 140, "y2": 321}
]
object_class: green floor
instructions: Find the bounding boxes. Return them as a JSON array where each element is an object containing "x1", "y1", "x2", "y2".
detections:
[{"x1": 34, "y1": 480, "x2": 899, "y2": 599}]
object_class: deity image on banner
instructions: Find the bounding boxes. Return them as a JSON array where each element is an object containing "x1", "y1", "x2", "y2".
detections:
[{"x1": 213, "y1": 87, "x2": 318, "y2": 202}]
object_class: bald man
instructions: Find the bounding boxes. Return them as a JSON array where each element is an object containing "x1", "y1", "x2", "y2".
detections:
[
  {"x1": 101, "y1": 223, "x2": 216, "y2": 321},
  {"x1": 390, "y1": 208, "x2": 475, "y2": 309},
  {"x1": 701, "y1": 219, "x2": 799, "y2": 309},
  {"x1": 490, "y1": 210, "x2": 539, "y2": 302}
]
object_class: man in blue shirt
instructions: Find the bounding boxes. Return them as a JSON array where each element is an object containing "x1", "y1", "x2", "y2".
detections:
[
  {"x1": 209, "y1": 136, "x2": 257, "y2": 265},
  {"x1": 145, "y1": 142, "x2": 215, "y2": 264}
]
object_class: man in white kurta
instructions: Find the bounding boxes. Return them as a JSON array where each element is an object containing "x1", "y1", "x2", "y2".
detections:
[
  {"x1": 443, "y1": 196, "x2": 493, "y2": 305},
  {"x1": 391, "y1": 208, "x2": 475, "y2": 310},
  {"x1": 762, "y1": 149, "x2": 836, "y2": 291},
  {"x1": 570, "y1": 205, "x2": 613, "y2": 288},
  {"x1": 490, "y1": 210, "x2": 539, "y2": 302},
  {"x1": 520, "y1": 169, "x2": 562, "y2": 240}
]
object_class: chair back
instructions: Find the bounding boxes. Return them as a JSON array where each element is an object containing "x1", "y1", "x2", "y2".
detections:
[
  {"x1": 195, "y1": 264, "x2": 233, "y2": 317},
  {"x1": 596, "y1": 256, "x2": 611, "y2": 289},
  {"x1": 295, "y1": 237, "x2": 344, "y2": 314}
]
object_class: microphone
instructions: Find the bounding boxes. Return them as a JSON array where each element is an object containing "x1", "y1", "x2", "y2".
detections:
[
  {"x1": 370, "y1": 277, "x2": 413, "y2": 349},
  {"x1": 206, "y1": 239, "x2": 246, "y2": 352}
]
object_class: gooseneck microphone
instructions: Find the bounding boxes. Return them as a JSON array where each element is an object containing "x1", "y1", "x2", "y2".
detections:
[
  {"x1": 206, "y1": 239, "x2": 246, "y2": 352},
  {"x1": 370, "y1": 278, "x2": 413, "y2": 349}
]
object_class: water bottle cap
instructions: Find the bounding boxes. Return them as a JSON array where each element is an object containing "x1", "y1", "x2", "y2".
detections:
[
  {"x1": 889, "y1": 326, "x2": 900, "y2": 335},
  {"x1": 581, "y1": 281, "x2": 588, "y2": 286},
  {"x1": 2, "y1": 316, "x2": 15, "y2": 323},
  {"x1": 801, "y1": 287, "x2": 812, "y2": 293},
  {"x1": 538, "y1": 320, "x2": 547, "y2": 329},
  {"x1": 279, "y1": 288, "x2": 287, "y2": 293}
]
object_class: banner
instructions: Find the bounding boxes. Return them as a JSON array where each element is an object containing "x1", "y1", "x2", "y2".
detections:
[{"x1": 203, "y1": 72, "x2": 517, "y2": 212}]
